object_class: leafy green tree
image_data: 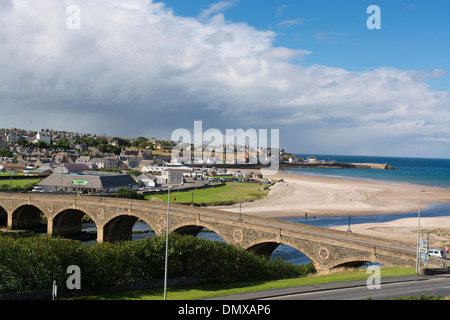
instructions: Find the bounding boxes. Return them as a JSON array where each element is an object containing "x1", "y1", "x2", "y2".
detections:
[
  {"x1": 96, "y1": 137, "x2": 108, "y2": 146},
  {"x1": 57, "y1": 139, "x2": 70, "y2": 150},
  {"x1": 115, "y1": 188, "x2": 145, "y2": 200},
  {"x1": 36, "y1": 141, "x2": 49, "y2": 149},
  {"x1": 16, "y1": 138, "x2": 29, "y2": 147},
  {"x1": 0, "y1": 148, "x2": 13, "y2": 157},
  {"x1": 131, "y1": 137, "x2": 148, "y2": 147},
  {"x1": 111, "y1": 137, "x2": 130, "y2": 147},
  {"x1": 84, "y1": 137, "x2": 97, "y2": 147}
]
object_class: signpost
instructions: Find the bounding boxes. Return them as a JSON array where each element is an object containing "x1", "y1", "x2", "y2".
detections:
[{"x1": 419, "y1": 239, "x2": 428, "y2": 262}]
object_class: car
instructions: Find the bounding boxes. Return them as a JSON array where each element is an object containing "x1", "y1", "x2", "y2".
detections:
[
  {"x1": 427, "y1": 249, "x2": 446, "y2": 259},
  {"x1": 31, "y1": 186, "x2": 44, "y2": 193}
]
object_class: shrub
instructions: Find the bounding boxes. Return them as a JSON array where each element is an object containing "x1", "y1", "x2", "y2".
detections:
[
  {"x1": 115, "y1": 188, "x2": 145, "y2": 200},
  {"x1": 0, "y1": 234, "x2": 315, "y2": 294}
]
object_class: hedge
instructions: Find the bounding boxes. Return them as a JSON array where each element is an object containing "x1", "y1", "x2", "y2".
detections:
[{"x1": 0, "y1": 234, "x2": 315, "y2": 294}]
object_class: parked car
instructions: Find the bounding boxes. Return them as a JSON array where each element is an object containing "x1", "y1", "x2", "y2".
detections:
[
  {"x1": 427, "y1": 249, "x2": 446, "y2": 259},
  {"x1": 31, "y1": 186, "x2": 44, "y2": 193}
]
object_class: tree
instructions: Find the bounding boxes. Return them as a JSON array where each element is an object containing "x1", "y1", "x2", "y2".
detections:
[
  {"x1": 57, "y1": 139, "x2": 70, "y2": 150},
  {"x1": 96, "y1": 137, "x2": 108, "y2": 146},
  {"x1": 112, "y1": 137, "x2": 130, "y2": 147},
  {"x1": 115, "y1": 188, "x2": 144, "y2": 200},
  {"x1": 0, "y1": 148, "x2": 13, "y2": 157},
  {"x1": 131, "y1": 137, "x2": 148, "y2": 148},
  {"x1": 84, "y1": 137, "x2": 97, "y2": 147},
  {"x1": 16, "y1": 138, "x2": 29, "y2": 147},
  {"x1": 36, "y1": 141, "x2": 49, "y2": 149}
]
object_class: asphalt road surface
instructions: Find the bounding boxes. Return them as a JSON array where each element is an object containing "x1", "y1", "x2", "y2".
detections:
[{"x1": 206, "y1": 275, "x2": 450, "y2": 300}]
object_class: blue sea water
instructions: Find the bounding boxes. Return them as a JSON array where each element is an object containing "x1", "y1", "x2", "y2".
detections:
[{"x1": 289, "y1": 154, "x2": 450, "y2": 189}]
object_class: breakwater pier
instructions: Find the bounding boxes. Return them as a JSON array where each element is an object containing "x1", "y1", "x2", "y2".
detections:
[{"x1": 280, "y1": 162, "x2": 395, "y2": 170}]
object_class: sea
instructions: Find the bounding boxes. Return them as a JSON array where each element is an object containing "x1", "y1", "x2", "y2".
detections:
[{"x1": 289, "y1": 154, "x2": 450, "y2": 189}]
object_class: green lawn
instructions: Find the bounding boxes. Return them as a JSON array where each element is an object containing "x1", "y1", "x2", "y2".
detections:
[
  {"x1": 73, "y1": 267, "x2": 416, "y2": 300},
  {"x1": 0, "y1": 179, "x2": 41, "y2": 189},
  {"x1": 146, "y1": 183, "x2": 268, "y2": 205}
]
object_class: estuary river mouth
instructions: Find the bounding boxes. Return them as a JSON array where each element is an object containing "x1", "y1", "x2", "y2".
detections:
[{"x1": 80, "y1": 202, "x2": 450, "y2": 266}]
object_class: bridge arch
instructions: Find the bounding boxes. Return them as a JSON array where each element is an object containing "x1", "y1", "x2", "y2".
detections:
[
  {"x1": 50, "y1": 208, "x2": 91, "y2": 239},
  {"x1": 103, "y1": 215, "x2": 139, "y2": 242},
  {"x1": 329, "y1": 255, "x2": 388, "y2": 270},
  {"x1": 0, "y1": 205, "x2": 7, "y2": 227},
  {"x1": 101, "y1": 214, "x2": 159, "y2": 243},
  {"x1": 171, "y1": 221, "x2": 233, "y2": 244},
  {"x1": 11, "y1": 204, "x2": 46, "y2": 231},
  {"x1": 244, "y1": 238, "x2": 322, "y2": 270}
]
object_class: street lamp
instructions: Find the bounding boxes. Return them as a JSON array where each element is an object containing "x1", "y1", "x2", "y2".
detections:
[
  {"x1": 9, "y1": 169, "x2": 13, "y2": 196},
  {"x1": 238, "y1": 201, "x2": 243, "y2": 221},
  {"x1": 416, "y1": 190, "x2": 425, "y2": 276},
  {"x1": 164, "y1": 186, "x2": 173, "y2": 300}
]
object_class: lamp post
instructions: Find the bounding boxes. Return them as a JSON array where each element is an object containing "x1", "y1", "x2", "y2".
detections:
[
  {"x1": 9, "y1": 169, "x2": 13, "y2": 196},
  {"x1": 238, "y1": 201, "x2": 243, "y2": 221},
  {"x1": 163, "y1": 186, "x2": 173, "y2": 300},
  {"x1": 416, "y1": 190, "x2": 425, "y2": 276}
]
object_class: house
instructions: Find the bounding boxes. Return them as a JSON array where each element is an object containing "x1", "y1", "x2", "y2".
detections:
[
  {"x1": 0, "y1": 135, "x2": 7, "y2": 149},
  {"x1": 52, "y1": 154, "x2": 76, "y2": 164},
  {"x1": 124, "y1": 157, "x2": 140, "y2": 169},
  {"x1": 138, "y1": 159, "x2": 154, "y2": 171},
  {"x1": 4, "y1": 132, "x2": 18, "y2": 144},
  {"x1": 137, "y1": 173, "x2": 157, "y2": 188},
  {"x1": 307, "y1": 156, "x2": 317, "y2": 164},
  {"x1": 89, "y1": 157, "x2": 120, "y2": 170},
  {"x1": 76, "y1": 156, "x2": 91, "y2": 163},
  {"x1": 34, "y1": 131, "x2": 52, "y2": 145},
  {"x1": 161, "y1": 168, "x2": 184, "y2": 185}
]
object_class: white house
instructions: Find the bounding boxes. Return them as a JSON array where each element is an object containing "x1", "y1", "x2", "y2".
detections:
[
  {"x1": 5, "y1": 132, "x2": 18, "y2": 144},
  {"x1": 34, "y1": 131, "x2": 51, "y2": 145},
  {"x1": 137, "y1": 173, "x2": 157, "y2": 188},
  {"x1": 89, "y1": 157, "x2": 120, "y2": 170},
  {"x1": 307, "y1": 156, "x2": 317, "y2": 164},
  {"x1": 161, "y1": 168, "x2": 184, "y2": 185}
]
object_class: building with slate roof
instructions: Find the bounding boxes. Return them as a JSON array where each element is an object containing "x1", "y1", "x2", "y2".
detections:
[{"x1": 38, "y1": 173, "x2": 139, "y2": 193}]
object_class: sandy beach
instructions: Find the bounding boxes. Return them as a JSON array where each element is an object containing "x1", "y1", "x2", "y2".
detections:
[{"x1": 216, "y1": 170, "x2": 450, "y2": 247}]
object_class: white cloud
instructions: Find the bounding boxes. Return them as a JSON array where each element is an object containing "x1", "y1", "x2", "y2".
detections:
[
  {"x1": 0, "y1": 0, "x2": 449, "y2": 157},
  {"x1": 197, "y1": 0, "x2": 239, "y2": 21},
  {"x1": 277, "y1": 18, "x2": 305, "y2": 29}
]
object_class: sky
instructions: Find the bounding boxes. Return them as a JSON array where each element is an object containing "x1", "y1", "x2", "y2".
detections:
[{"x1": 0, "y1": 0, "x2": 449, "y2": 158}]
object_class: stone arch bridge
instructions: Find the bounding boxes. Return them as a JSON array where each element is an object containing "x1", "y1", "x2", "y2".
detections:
[{"x1": 0, "y1": 193, "x2": 432, "y2": 273}]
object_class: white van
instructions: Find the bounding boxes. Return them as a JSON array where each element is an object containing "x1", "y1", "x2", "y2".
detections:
[
  {"x1": 427, "y1": 249, "x2": 446, "y2": 259},
  {"x1": 31, "y1": 186, "x2": 44, "y2": 193}
]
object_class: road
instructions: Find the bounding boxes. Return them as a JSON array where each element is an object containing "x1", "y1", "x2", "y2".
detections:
[{"x1": 205, "y1": 275, "x2": 450, "y2": 300}]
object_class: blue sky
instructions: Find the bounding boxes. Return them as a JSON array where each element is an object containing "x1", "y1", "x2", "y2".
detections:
[
  {"x1": 162, "y1": 0, "x2": 450, "y2": 90},
  {"x1": 0, "y1": 0, "x2": 449, "y2": 158}
]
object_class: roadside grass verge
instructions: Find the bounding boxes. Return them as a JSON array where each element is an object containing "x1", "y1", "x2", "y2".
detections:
[{"x1": 73, "y1": 267, "x2": 416, "y2": 300}]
